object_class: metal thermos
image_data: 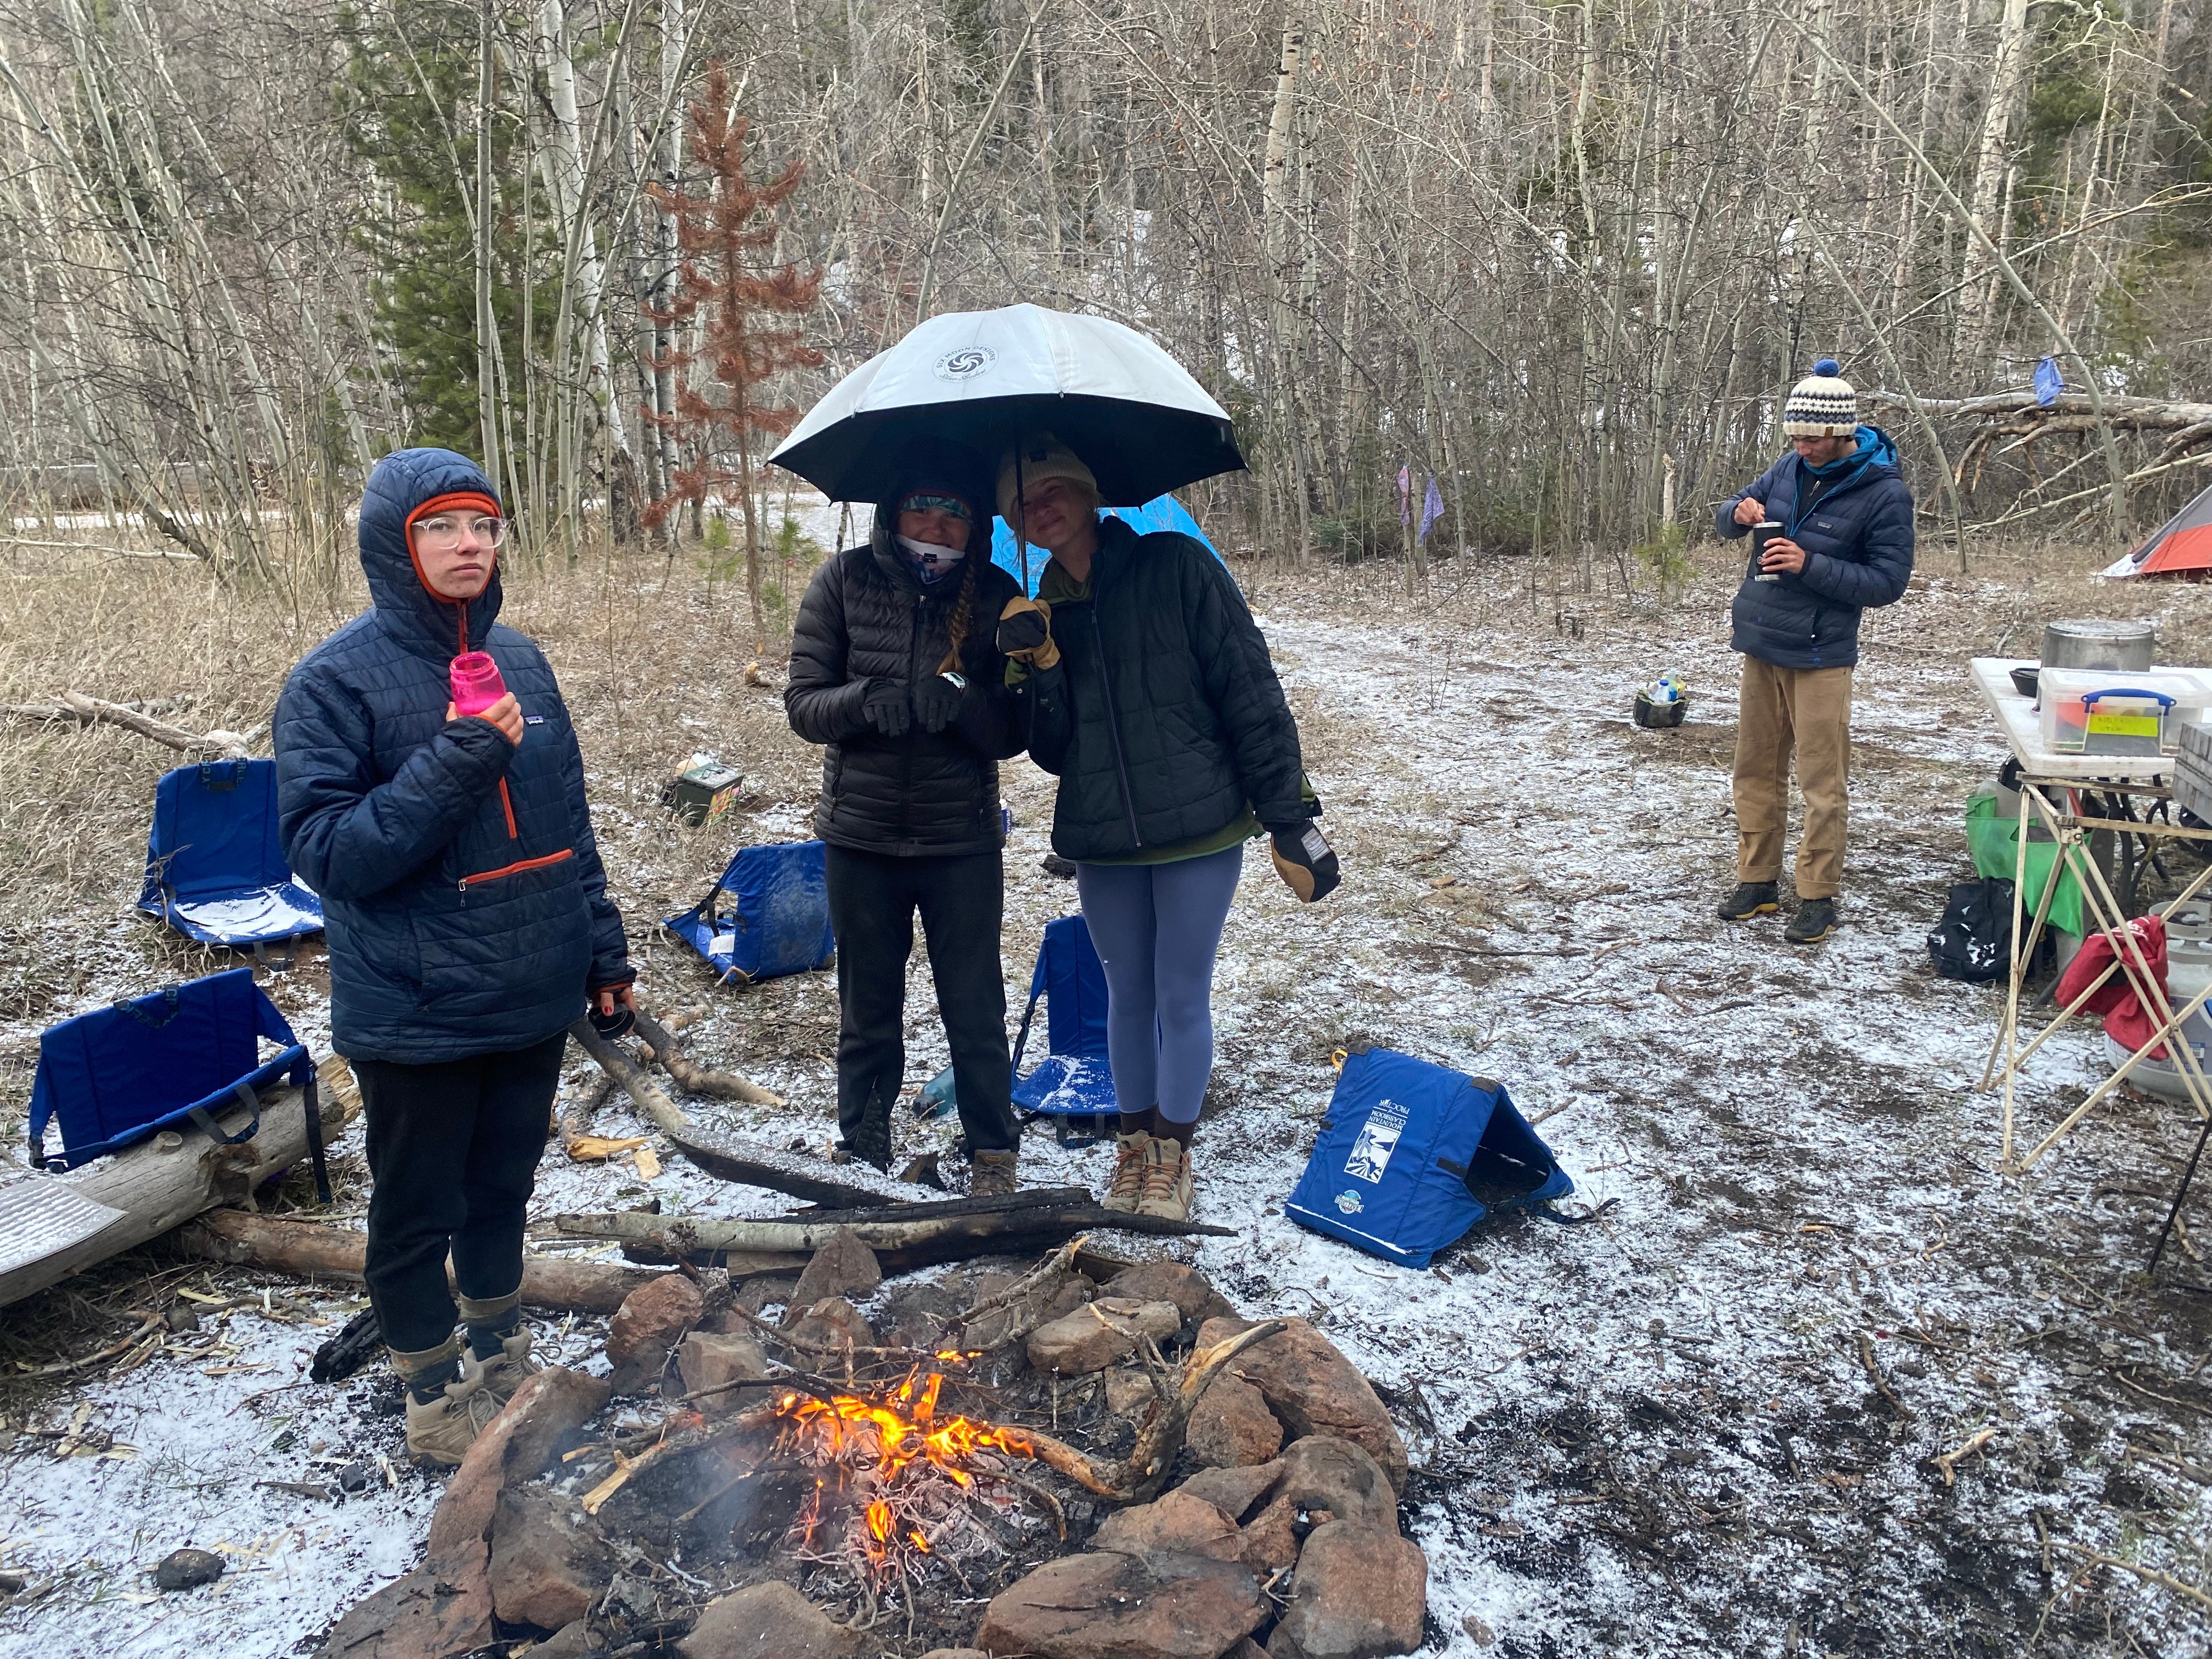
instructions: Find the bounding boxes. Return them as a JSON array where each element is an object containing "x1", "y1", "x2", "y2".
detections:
[{"x1": 1751, "y1": 521, "x2": 1784, "y2": 582}]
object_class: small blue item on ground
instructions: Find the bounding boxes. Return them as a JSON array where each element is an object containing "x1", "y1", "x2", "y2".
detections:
[
  {"x1": 993, "y1": 495, "x2": 1220, "y2": 596},
  {"x1": 917, "y1": 1064, "x2": 960, "y2": 1120},
  {"x1": 664, "y1": 840, "x2": 837, "y2": 984},
  {"x1": 1011, "y1": 913, "x2": 1117, "y2": 1137},
  {"x1": 1285, "y1": 1047, "x2": 1573, "y2": 1268},
  {"x1": 139, "y1": 758, "x2": 323, "y2": 956},
  {"x1": 26, "y1": 967, "x2": 326, "y2": 1198}
]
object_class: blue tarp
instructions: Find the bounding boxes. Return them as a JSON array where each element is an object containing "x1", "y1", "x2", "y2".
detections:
[
  {"x1": 27, "y1": 968, "x2": 320, "y2": 1189},
  {"x1": 138, "y1": 758, "x2": 323, "y2": 949},
  {"x1": 1285, "y1": 1048, "x2": 1573, "y2": 1268},
  {"x1": 991, "y1": 496, "x2": 1220, "y2": 596},
  {"x1": 664, "y1": 840, "x2": 837, "y2": 985},
  {"x1": 1011, "y1": 913, "x2": 1116, "y2": 1119}
]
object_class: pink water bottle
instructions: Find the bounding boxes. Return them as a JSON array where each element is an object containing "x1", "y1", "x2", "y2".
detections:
[{"x1": 449, "y1": 652, "x2": 507, "y2": 716}]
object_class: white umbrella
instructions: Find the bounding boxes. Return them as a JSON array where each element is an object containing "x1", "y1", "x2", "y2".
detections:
[{"x1": 768, "y1": 303, "x2": 1243, "y2": 507}]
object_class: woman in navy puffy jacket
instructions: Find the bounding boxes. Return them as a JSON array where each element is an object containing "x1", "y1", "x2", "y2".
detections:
[{"x1": 275, "y1": 448, "x2": 634, "y2": 1464}]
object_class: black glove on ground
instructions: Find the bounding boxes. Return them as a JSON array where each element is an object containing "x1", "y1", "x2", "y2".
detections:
[
  {"x1": 862, "y1": 680, "x2": 911, "y2": 738},
  {"x1": 1267, "y1": 820, "x2": 1341, "y2": 902},
  {"x1": 911, "y1": 673, "x2": 966, "y2": 734}
]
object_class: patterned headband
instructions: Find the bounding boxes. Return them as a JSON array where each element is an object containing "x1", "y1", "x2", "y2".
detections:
[{"x1": 899, "y1": 492, "x2": 973, "y2": 522}]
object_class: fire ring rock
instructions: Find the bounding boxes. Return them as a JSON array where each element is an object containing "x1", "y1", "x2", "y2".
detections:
[
  {"x1": 977, "y1": 1549, "x2": 1268, "y2": 1659},
  {"x1": 1266, "y1": 1521, "x2": 1427, "y2": 1659},
  {"x1": 678, "y1": 1581, "x2": 865, "y2": 1659},
  {"x1": 1025, "y1": 1297, "x2": 1183, "y2": 1376},
  {"x1": 1194, "y1": 1317, "x2": 1409, "y2": 1492},
  {"x1": 1187, "y1": 1372, "x2": 1284, "y2": 1468}
]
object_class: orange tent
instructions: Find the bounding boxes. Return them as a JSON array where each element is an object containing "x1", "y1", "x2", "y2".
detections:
[{"x1": 2105, "y1": 481, "x2": 2212, "y2": 579}]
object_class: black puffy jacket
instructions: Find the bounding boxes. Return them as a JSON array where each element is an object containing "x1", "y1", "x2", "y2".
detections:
[
  {"x1": 1014, "y1": 518, "x2": 1308, "y2": 860},
  {"x1": 784, "y1": 524, "x2": 1024, "y2": 856},
  {"x1": 275, "y1": 448, "x2": 630, "y2": 1065}
]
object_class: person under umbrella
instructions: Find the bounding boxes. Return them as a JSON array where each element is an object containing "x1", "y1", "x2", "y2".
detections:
[
  {"x1": 996, "y1": 435, "x2": 1339, "y2": 1221},
  {"x1": 784, "y1": 441, "x2": 1028, "y2": 1190}
]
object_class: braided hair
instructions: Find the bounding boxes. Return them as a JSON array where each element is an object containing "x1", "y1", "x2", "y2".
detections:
[{"x1": 936, "y1": 533, "x2": 980, "y2": 675}]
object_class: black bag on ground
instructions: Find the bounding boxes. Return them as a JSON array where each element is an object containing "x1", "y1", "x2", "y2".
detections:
[{"x1": 1928, "y1": 878, "x2": 2013, "y2": 981}]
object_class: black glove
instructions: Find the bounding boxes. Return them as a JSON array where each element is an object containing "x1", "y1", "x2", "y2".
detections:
[
  {"x1": 862, "y1": 680, "x2": 911, "y2": 738},
  {"x1": 911, "y1": 673, "x2": 966, "y2": 735},
  {"x1": 996, "y1": 597, "x2": 1058, "y2": 667},
  {"x1": 1267, "y1": 820, "x2": 1341, "y2": 902}
]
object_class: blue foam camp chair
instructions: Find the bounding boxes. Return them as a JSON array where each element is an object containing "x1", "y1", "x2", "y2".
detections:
[
  {"x1": 1011, "y1": 914, "x2": 1118, "y2": 1144},
  {"x1": 664, "y1": 840, "x2": 837, "y2": 985},
  {"x1": 1285, "y1": 1047, "x2": 1572, "y2": 1268},
  {"x1": 138, "y1": 758, "x2": 323, "y2": 965},
  {"x1": 26, "y1": 967, "x2": 329, "y2": 1199}
]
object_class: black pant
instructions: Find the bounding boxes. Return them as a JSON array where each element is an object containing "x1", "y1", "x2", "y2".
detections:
[
  {"x1": 825, "y1": 844, "x2": 1019, "y2": 1155},
  {"x1": 356, "y1": 1030, "x2": 567, "y2": 1353}
]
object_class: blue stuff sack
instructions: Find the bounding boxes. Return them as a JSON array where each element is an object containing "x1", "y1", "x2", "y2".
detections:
[
  {"x1": 664, "y1": 840, "x2": 837, "y2": 985},
  {"x1": 1285, "y1": 1047, "x2": 1573, "y2": 1268}
]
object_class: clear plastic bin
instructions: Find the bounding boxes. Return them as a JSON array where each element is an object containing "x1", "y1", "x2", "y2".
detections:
[{"x1": 2038, "y1": 667, "x2": 2212, "y2": 755}]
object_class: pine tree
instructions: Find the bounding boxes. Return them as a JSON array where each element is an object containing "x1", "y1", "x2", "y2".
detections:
[
  {"x1": 341, "y1": 0, "x2": 551, "y2": 464},
  {"x1": 642, "y1": 62, "x2": 823, "y2": 651}
]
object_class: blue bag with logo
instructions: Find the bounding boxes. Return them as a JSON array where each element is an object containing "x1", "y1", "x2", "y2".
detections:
[{"x1": 1285, "y1": 1048, "x2": 1573, "y2": 1268}]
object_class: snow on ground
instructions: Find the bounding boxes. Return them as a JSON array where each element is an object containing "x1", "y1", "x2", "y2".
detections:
[{"x1": 5, "y1": 554, "x2": 2212, "y2": 1657}]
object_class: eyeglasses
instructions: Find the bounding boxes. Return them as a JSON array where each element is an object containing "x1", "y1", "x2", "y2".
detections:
[{"x1": 413, "y1": 515, "x2": 508, "y2": 550}]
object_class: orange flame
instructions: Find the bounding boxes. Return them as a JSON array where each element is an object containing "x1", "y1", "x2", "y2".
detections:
[{"x1": 774, "y1": 1372, "x2": 1033, "y2": 1577}]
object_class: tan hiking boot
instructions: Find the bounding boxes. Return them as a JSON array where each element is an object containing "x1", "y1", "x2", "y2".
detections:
[
  {"x1": 1102, "y1": 1131, "x2": 1150, "y2": 1212},
  {"x1": 461, "y1": 1329, "x2": 542, "y2": 1407},
  {"x1": 970, "y1": 1147, "x2": 1020, "y2": 1197},
  {"x1": 403, "y1": 1373, "x2": 503, "y2": 1465},
  {"x1": 1136, "y1": 1135, "x2": 1194, "y2": 1221}
]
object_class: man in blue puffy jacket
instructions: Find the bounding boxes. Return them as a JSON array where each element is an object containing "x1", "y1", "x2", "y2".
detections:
[
  {"x1": 1714, "y1": 361, "x2": 1915, "y2": 945},
  {"x1": 276, "y1": 449, "x2": 636, "y2": 1463}
]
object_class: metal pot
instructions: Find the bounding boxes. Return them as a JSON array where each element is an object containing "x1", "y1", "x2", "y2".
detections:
[{"x1": 2041, "y1": 618, "x2": 2155, "y2": 672}]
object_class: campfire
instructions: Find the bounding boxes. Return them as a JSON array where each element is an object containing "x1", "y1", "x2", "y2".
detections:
[
  {"x1": 320, "y1": 1242, "x2": 1429, "y2": 1659},
  {"x1": 776, "y1": 1369, "x2": 1042, "y2": 1582}
]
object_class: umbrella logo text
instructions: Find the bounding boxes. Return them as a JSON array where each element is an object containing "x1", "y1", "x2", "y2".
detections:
[{"x1": 933, "y1": 347, "x2": 997, "y2": 383}]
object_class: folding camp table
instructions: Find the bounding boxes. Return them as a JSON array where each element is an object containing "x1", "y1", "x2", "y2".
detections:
[{"x1": 1972, "y1": 660, "x2": 2212, "y2": 1260}]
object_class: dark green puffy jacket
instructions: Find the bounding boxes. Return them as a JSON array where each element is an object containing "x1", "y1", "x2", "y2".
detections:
[{"x1": 1014, "y1": 517, "x2": 1308, "y2": 860}]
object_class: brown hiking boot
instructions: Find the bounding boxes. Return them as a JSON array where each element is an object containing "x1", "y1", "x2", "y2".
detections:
[
  {"x1": 1102, "y1": 1131, "x2": 1150, "y2": 1212},
  {"x1": 970, "y1": 1147, "x2": 1020, "y2": 1197},
  {"x1": 1136, "y1": 1135, "x2": 1194, "y2": 1222},
  {"x1": 404, "y1": 1374, "x2": 502, "y2": 1465},
  {"x1": 462, "y1": 1329, "x2": 542, "y2": 1407}
]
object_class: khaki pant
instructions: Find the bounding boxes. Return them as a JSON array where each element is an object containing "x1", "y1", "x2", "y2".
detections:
[{"x1": 1733, "y1": 656, "x2": 1854, "y2": 900}]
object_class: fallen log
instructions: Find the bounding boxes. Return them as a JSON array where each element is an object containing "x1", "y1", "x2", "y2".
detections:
[
  {"x1": 165, "y1": 1210, "x2": 798, "y2": 1312},
  {"x1": 0, "y1": 1060, "x2": 354, "y2": 1310},
  {"x1": 59, "y1": 689, "x2": 252, "y2": 757},
  {"x1": 567, "y1": 1018, "x2": 689, "y2": 1133},
  {"x1": 567, "y1": 1022, "x2": 936, "y2": 1209},
  {"x1": 661, "y1": 1121, "x2": 939, "y2": 1209},
  {"x1": 550, "y1": 1198, "x2": 1235, "y2": 1269},
  {"x1": 633, "y1": 1007, "x2": 782, "y2": 1107}
]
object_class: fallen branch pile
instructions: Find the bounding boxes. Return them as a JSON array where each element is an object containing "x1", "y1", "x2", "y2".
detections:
[{"x1": 1, "y1": 689, "x2": 255, "y2": 757}]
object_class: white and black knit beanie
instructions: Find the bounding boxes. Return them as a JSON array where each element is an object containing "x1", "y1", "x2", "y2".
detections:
[{"x1": 1783, "y1": 359, "x2": 1858, "y2": 438}]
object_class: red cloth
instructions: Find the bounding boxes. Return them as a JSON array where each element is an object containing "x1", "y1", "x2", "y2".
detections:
[{"x1": 2056, "y1": 913, "x2": 2170, "y2": 1056}]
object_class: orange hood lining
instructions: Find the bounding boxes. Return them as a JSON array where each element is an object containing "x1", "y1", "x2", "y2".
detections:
[{"x1": 404, "y1": 491, "x2": 502, "y2": 651}]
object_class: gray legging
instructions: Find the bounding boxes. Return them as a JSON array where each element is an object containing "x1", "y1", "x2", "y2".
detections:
[{"x1": 1073, "y1": 844, "x2": 1245, "y2": 1128}]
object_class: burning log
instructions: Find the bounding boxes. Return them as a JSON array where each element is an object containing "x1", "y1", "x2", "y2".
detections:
[{"x1": 549, "y1": 1194, "x2": 1233, "y2": 1268}]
